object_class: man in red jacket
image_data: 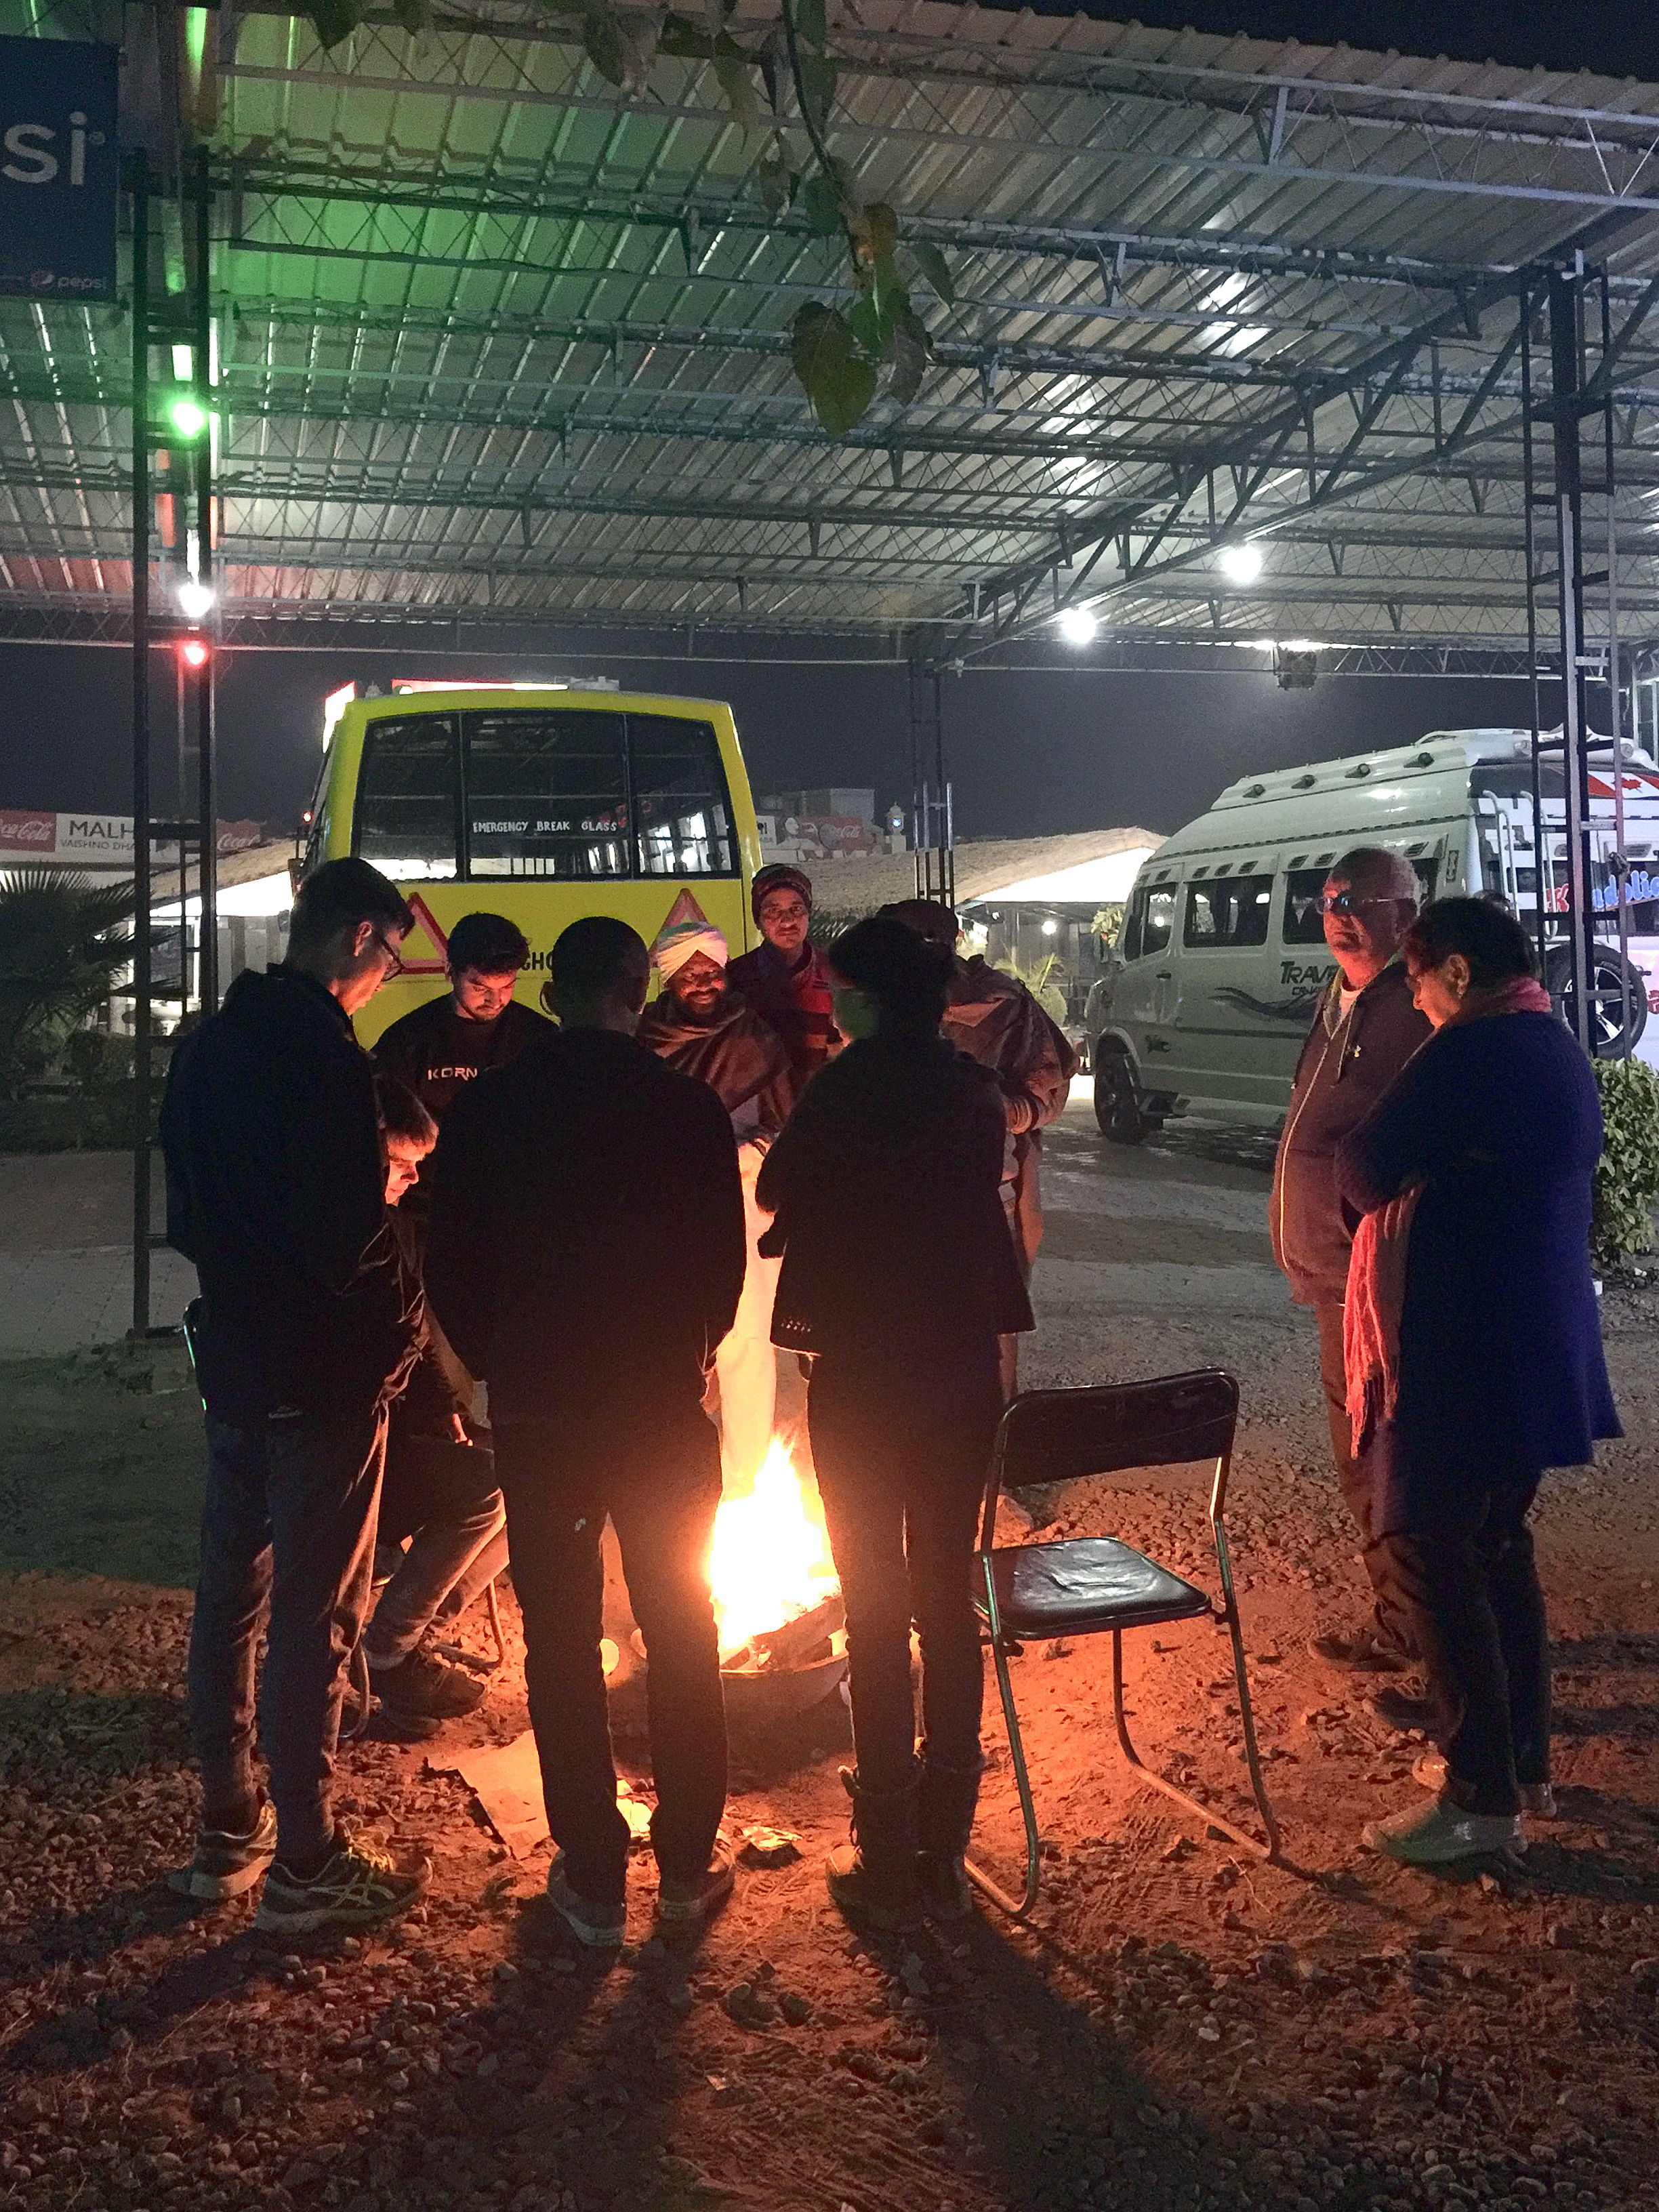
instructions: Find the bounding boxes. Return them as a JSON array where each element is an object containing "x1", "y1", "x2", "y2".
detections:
[
  {"x1": 1270, "y1": 846, "x2": 1431, "y2": 1679},
  {"x1": 727, "y1": 864, "x2": 838, "y2": 1086}
]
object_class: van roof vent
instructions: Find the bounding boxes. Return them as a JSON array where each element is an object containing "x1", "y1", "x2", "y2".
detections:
[
  {"x1": 1415, "y1": 751, "x2": 1436, "y2": 766},
  {"x1": 1292, "y1": 773, "x2": 1317, "y2": 789},
  {"x1": 1315, "y1": 850, "x2": 1335, "y2": 864},
  {"x1": 1244, "y1": 782, "x2": 1267, "y2": 798},
  {"x1": 1288, "y1": 853, "x2": 1307, "y2": 868},
  {"x1": 1345, "y1": 762, "x2": 1372, "y2": 779},
  {"x1": 1407, "y1": 840, "x2": 1426, "y2": 855},
  {"x1": 1212, "y1": 862, "x2": 1231, "y2": 875},
  {"x1": 1192, "y1": 864, "x2": 1210, "y2": 877}
]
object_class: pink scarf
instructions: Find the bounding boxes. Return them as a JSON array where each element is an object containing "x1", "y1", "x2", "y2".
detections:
[{"x1": 1343, "y1": 973, "x2": 1555, "y2": 1451}]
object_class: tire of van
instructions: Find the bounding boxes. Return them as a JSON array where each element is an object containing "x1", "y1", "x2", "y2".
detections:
[
  {"x1": 1544, "y1": 943, "x2": 1650, "y2": 1059},
  {"x1": 1094, "y1": 1048, "x2": 1160, "y2": 1144}
]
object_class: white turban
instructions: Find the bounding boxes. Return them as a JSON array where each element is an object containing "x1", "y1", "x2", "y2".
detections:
[{"x1": 652, "y1": 917, "x2": 729, "y2": 981}]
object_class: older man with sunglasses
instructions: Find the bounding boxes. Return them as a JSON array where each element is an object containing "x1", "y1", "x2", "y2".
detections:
[{"x1": 1271, "y1": 846, "x2": 1432, "y2": 1681}]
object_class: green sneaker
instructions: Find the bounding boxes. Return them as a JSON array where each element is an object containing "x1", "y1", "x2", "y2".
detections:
[
  {"x1": 167, "y1": 1799, "x2": 278, "y2": 1902},
  {"x1": 253, "y1": 1832, "x2": 430, "y2": 1934}
]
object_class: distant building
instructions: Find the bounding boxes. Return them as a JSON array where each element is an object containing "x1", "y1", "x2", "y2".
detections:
[{"x1": 755, "y1": 788, "x2": 884, "y2": 865}]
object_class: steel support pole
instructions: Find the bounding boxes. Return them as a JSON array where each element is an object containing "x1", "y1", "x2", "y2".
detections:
[
  {"x1": 193, "y1": 147, "x2": 219, "y2": 1011},
  {"x1": 1520, "y1": 281, "x2": 1551, "y2": 985},
  {"x1": 1549, "y1": 269, "x2": 1595, "y2": 1054},
  {"x1": 130, "y1": 154, "x2": 152, "y2": 1341}
]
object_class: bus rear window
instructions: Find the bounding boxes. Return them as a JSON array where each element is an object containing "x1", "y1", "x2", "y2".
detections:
[
  {"x1": 355, "y1": 714, "x2": 459, "y2": 880},
  {"x1": 630, "y1": 714, "x2": 737, "y2": 877},
  {"x1": 465, "y1": 710, "x2": 630, "y2": 880}
]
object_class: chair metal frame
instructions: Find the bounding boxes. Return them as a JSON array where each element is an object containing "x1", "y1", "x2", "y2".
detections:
[{"x1": 968, "y1": 1370, "x2": 1283, "y2": 1919}]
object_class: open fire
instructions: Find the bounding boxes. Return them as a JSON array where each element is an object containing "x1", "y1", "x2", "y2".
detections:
[{"x1": 710, "y1": 1436, "x2": 840, "y2": 1663}]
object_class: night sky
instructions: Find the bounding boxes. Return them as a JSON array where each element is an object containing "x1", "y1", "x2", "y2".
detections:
[{"x1": 0, "y1": 638, "x2": 1534, "y2": 846}]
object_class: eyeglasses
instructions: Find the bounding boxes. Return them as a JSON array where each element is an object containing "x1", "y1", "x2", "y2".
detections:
[
  {"x1": 1314, "y1": 892, "x2": 1396, "y2": 916},
  {"x1": 369, "y1": 927, "x2": 406, "y2": 978}
]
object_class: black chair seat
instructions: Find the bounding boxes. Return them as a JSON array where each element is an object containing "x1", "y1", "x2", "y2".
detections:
[{"x1": 979, "y1": 1537, "x2": 1212, "y2": 1637}]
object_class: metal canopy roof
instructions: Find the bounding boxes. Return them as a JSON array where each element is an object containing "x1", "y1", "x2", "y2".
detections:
[{"x1": 6, "y1": 0, "x2": 1659, "y2": 658}]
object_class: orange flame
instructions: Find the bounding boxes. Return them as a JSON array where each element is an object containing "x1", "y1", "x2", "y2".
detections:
[{"x1": 710, "y1": 1437, "x2": 839, "y2": 1661}]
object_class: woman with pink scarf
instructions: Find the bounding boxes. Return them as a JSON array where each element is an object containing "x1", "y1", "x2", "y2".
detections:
[{"x1": 1336, "y1": 897, "x2": 1619, "y2": 1869}]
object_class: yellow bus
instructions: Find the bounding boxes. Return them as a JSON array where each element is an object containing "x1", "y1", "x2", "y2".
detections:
[{"x1": 302, "y1": 684, "x2": 762, "y2": 1046}]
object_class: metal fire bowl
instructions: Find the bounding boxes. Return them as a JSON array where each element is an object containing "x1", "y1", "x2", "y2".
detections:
[{"x1": 718, "y1": 1648, "x2": 848, "y2": 1727}]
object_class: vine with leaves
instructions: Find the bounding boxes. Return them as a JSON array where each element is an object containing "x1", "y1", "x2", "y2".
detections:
[{"x1": 303, "y1": 0, "x2": 953, "y2": 436}]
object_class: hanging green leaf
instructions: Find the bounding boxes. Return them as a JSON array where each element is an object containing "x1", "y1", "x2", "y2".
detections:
[
  {"x1": 845, "y1": 289, "x2": 887, "y2": 361},
  {"x1": 390, "y1": 0, "x2": 432, "y2": 30},
  {"x1": 847, "y1": 200, "x2": 898, "y2": 266},
  {"x1": 795, "y1": 0, "x2": 827, "y2": 52},
  {"x1": 795, "y1": 51, "x2": 838, "y2": 137},
  {"x1": 758, "y1": 152, "x2": 796, "y2": 211},
  {"x1": 800, "y1": 169, "x2": 846, "y2": 236},
  {"x1": 791, "y1": 302, "x2": 879, "y2": 437},
  {"x1": 307, "y1": 0, "x2": 369, "y2": 49},
  {"x1": 713, "y1": 42, "x2": 766, "y2": 132},
  {"x1": 870, "y1": 253, "x2": 908, "y2": 331},
  {"x1": 583, "y1": 4, "x2": 663, "y2": 94},
  {"x1": 905, "y1": 239, "x2": 956, "y2": 306},
  {"x1": 886, "y1": 317, "x2": 928, "y2": 405},
  {"x1": 659, "y1": 14, "x2": 717, "y2": 54}
]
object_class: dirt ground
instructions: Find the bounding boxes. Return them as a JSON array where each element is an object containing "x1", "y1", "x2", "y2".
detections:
[{"x1": 4, "y1": 1105, "x2": 1659, "y2": 2212}]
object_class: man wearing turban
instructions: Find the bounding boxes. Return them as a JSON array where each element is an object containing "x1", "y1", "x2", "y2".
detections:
[{"x1": 640, "y1": 916, "x2": 797, "y2": 1485}]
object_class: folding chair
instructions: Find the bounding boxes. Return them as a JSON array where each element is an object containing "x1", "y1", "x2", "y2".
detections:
[{"x1": 969, "y1": 1368, "x2": 1282, "y2": 1919}]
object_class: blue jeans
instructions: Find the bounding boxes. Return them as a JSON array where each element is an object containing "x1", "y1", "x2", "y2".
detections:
[
  {"x1": 186, "y1": 1408, "x2": 387, "y2": 1863},
  {"x1": 364, "y1": 1431, "x2": 506, "y2": 1662}
]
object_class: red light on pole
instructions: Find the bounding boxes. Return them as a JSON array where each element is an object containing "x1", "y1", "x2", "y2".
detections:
[{"x1": 180, "y1": 637, "x2": 209, "y2": 670}]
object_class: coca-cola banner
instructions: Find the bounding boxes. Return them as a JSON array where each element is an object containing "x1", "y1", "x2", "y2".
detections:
[{"x1": 0, "y1": 811, "x2": 265, "y2": 863}]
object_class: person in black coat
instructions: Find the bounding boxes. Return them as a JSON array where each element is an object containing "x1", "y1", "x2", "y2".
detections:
[
  {"x1": 756, "y1": 916, "x2": 1033, "y2": 1929},
  {"x1": 161, "y1": 857, "x2": 431, "y2": 1933},
  {"x1": 426, "y1": 918, "x2": 747, "y2": 1948},
  {"x1": 1335, "y1": 898, "x2": 1620, "y2": 1868}
]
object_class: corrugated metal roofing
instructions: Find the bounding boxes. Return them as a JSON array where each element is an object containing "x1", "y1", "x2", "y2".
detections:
[{"x1": 3, "y1": 0, "x2": 1659, "y2": 652}]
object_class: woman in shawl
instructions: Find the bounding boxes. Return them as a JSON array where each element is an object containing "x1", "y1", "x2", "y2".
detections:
[{"x1": 1336, "y1": 897, "x2": 1618, "y2": 1868}]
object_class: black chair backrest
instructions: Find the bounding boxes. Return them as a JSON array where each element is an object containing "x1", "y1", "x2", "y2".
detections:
[{"x1": 991, "y1": 1371, "x2": 1239, "y2": 1494}]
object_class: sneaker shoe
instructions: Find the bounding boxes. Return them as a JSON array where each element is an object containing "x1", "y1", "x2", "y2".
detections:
[
  {"x1": 368, "y1": 1645, "x2": 487, "y2": 1726},
  {"x1": 167, "y1": 1798, "x2": 277, "y2": 1902},
  {"x1": 253, "y1": 1833, "x2": 431, "y2": 1934},
  {"x1": 916, "y1": 1852, "x2": 975, "y2": 1922},
  {"x1": 545, "y1": 1857, "x2": 626, "y2": 1948},
  {"x1": 658, "y1": 1839, "x2": 737, "y2": 1927},
  {"x1": 1369, "y1": 1687, "x2": 1437, "y2": 1734},
  {"x1": 1309, "y1": 1624, "x2": 1411, "y2": 1674},
  {"x1": 1412, "y1": 1752, "x2": 1557, "y2": 1818},
  {"x1": 1363, "y1": 1798, "x2": 1525, "y2": 1867}
]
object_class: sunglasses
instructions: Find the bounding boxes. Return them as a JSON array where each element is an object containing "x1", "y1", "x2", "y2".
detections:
[{"x1": 1314, "y1": 892, "x2": 1396, "y2": 916}]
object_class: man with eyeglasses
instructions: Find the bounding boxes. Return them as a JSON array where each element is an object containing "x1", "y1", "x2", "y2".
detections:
[
  {"x1": 162, "y1": 857, "x2": 433, "y2": 1933},
  {"x1": 1271, "y1": 845, "x2": 1432, "y2": 1681}
]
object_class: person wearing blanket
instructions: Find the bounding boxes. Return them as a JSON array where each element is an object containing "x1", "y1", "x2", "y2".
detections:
[{"x1": 1335, "y1": 897, "x2": 1619, "y2": 1868}]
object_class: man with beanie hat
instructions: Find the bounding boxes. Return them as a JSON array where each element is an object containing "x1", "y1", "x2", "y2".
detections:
[
  {"x1": 728, "y1": 863, "x2": 838, "y2": 1085},
  {"x1": 639, "y1": 915, "x2": 796, "y2": 1485},
  {"x1": 882, "y1": 899, "x2": 1078, "y2": 1395}
]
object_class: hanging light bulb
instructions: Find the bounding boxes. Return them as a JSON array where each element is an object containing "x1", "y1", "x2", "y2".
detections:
[
  {"x1": 177, "y1": 580, "x2": 216, "y2": 621},
  {"x1": 1218, "y1": 543, "x2": 1264, "y2": 583},
  {"x1": 1056, "y1": 606, "x2": 1099, "y2": 647}
]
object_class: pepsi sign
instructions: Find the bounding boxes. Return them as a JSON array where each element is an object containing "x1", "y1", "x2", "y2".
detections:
[{"x1": 1, "y1": 37, "x2": 118, "y2": 300}]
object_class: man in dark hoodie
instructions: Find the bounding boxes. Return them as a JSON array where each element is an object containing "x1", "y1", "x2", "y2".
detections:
[
  {"x1": 882, "y1": 899, "x2": 1078, "y2": 1397},
  {"x1": 1270, "y1": 846, "x2": 1431, "y2": 1677},
  {"x1": 162, "y1": 857, "x2": 432, "y2": 1934}
]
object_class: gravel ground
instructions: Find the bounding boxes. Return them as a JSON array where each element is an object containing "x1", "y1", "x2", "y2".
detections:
[{"x1": 3, "y1": 1111, "x2": 1658, "y2": 2212}]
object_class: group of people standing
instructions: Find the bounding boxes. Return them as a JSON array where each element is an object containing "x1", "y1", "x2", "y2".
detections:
[
  {"x1": 1272, "y1": 848, "x2": 1618, "y2": 1866},
  {"x1": 161, "y1": 854, "x2": 1076, "y2": 1938}
]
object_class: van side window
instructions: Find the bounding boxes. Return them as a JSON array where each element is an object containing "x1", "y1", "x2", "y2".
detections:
[
  {"x1": 355, "y1": 714, "x2": 460, "y2": 881},
  {"x1": 1284, "y1": 858, "x2": 1439, "y2": 943},
  {"x1": 1184, "y1": 874, "x2": 1271, "y2": 949},
  {"x1": 1143, "y1": 886, "x2": 1175, "y2": 955}
]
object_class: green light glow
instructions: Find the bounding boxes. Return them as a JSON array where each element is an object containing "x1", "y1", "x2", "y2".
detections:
[{"x1": 168, "y1": 396, "x2": 208, "y2": 438}]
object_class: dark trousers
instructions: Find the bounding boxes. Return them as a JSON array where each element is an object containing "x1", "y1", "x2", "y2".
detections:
[
  {"x1": 365, "y1": 1429, "x2": 506, "y2": 1662},
  {"x1": 187, "y1": 1407, "x2": 387, "y2": 1862},
  {"x1": 808, "y1": 1351, "x2": 1004, "y2": 1796},
  {"x1": 493, "y1": 1414, "x2": 727, "y2": 1905},
  {"x1": 1315, "y1": 1298, "x2": 1409, "y2": 1654},
  {"x1": 1373, "y1": 1473, "x2": 1550, "y2": 1818}
]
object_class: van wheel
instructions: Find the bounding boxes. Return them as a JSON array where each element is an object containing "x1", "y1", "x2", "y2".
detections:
[
  {"x1": 1545, "y1": 943, "x2": 1650, "y2": 1059},
  {"x1": 1094, "y1": 1052, "x2": 1155, "y2": 1145}
]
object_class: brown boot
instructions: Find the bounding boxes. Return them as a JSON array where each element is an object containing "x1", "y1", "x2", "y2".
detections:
[{"x1": 825, "y1": 1767, "x2": 923, "y2": 1933}]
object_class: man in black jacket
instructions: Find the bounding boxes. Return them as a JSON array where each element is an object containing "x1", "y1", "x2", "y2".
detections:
[
  {"x1": 1270, "y1": 846, "x2": 1431, "y2": 1674},
  {"x1": 163, "y1": 857, "x2": 431, "y2": 1933},
  {"x1": 426, "y1": 917, "x2": 746, "y2": 1949}
]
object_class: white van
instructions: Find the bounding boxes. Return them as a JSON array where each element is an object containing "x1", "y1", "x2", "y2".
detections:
[{"x1": 1085, "y1": 729, "x2": 1659, "y2": 1142}]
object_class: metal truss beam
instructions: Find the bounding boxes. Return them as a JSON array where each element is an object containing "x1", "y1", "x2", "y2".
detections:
[{"x1": 223, "y1": 54, "x2": 1659, "y2": 221}]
